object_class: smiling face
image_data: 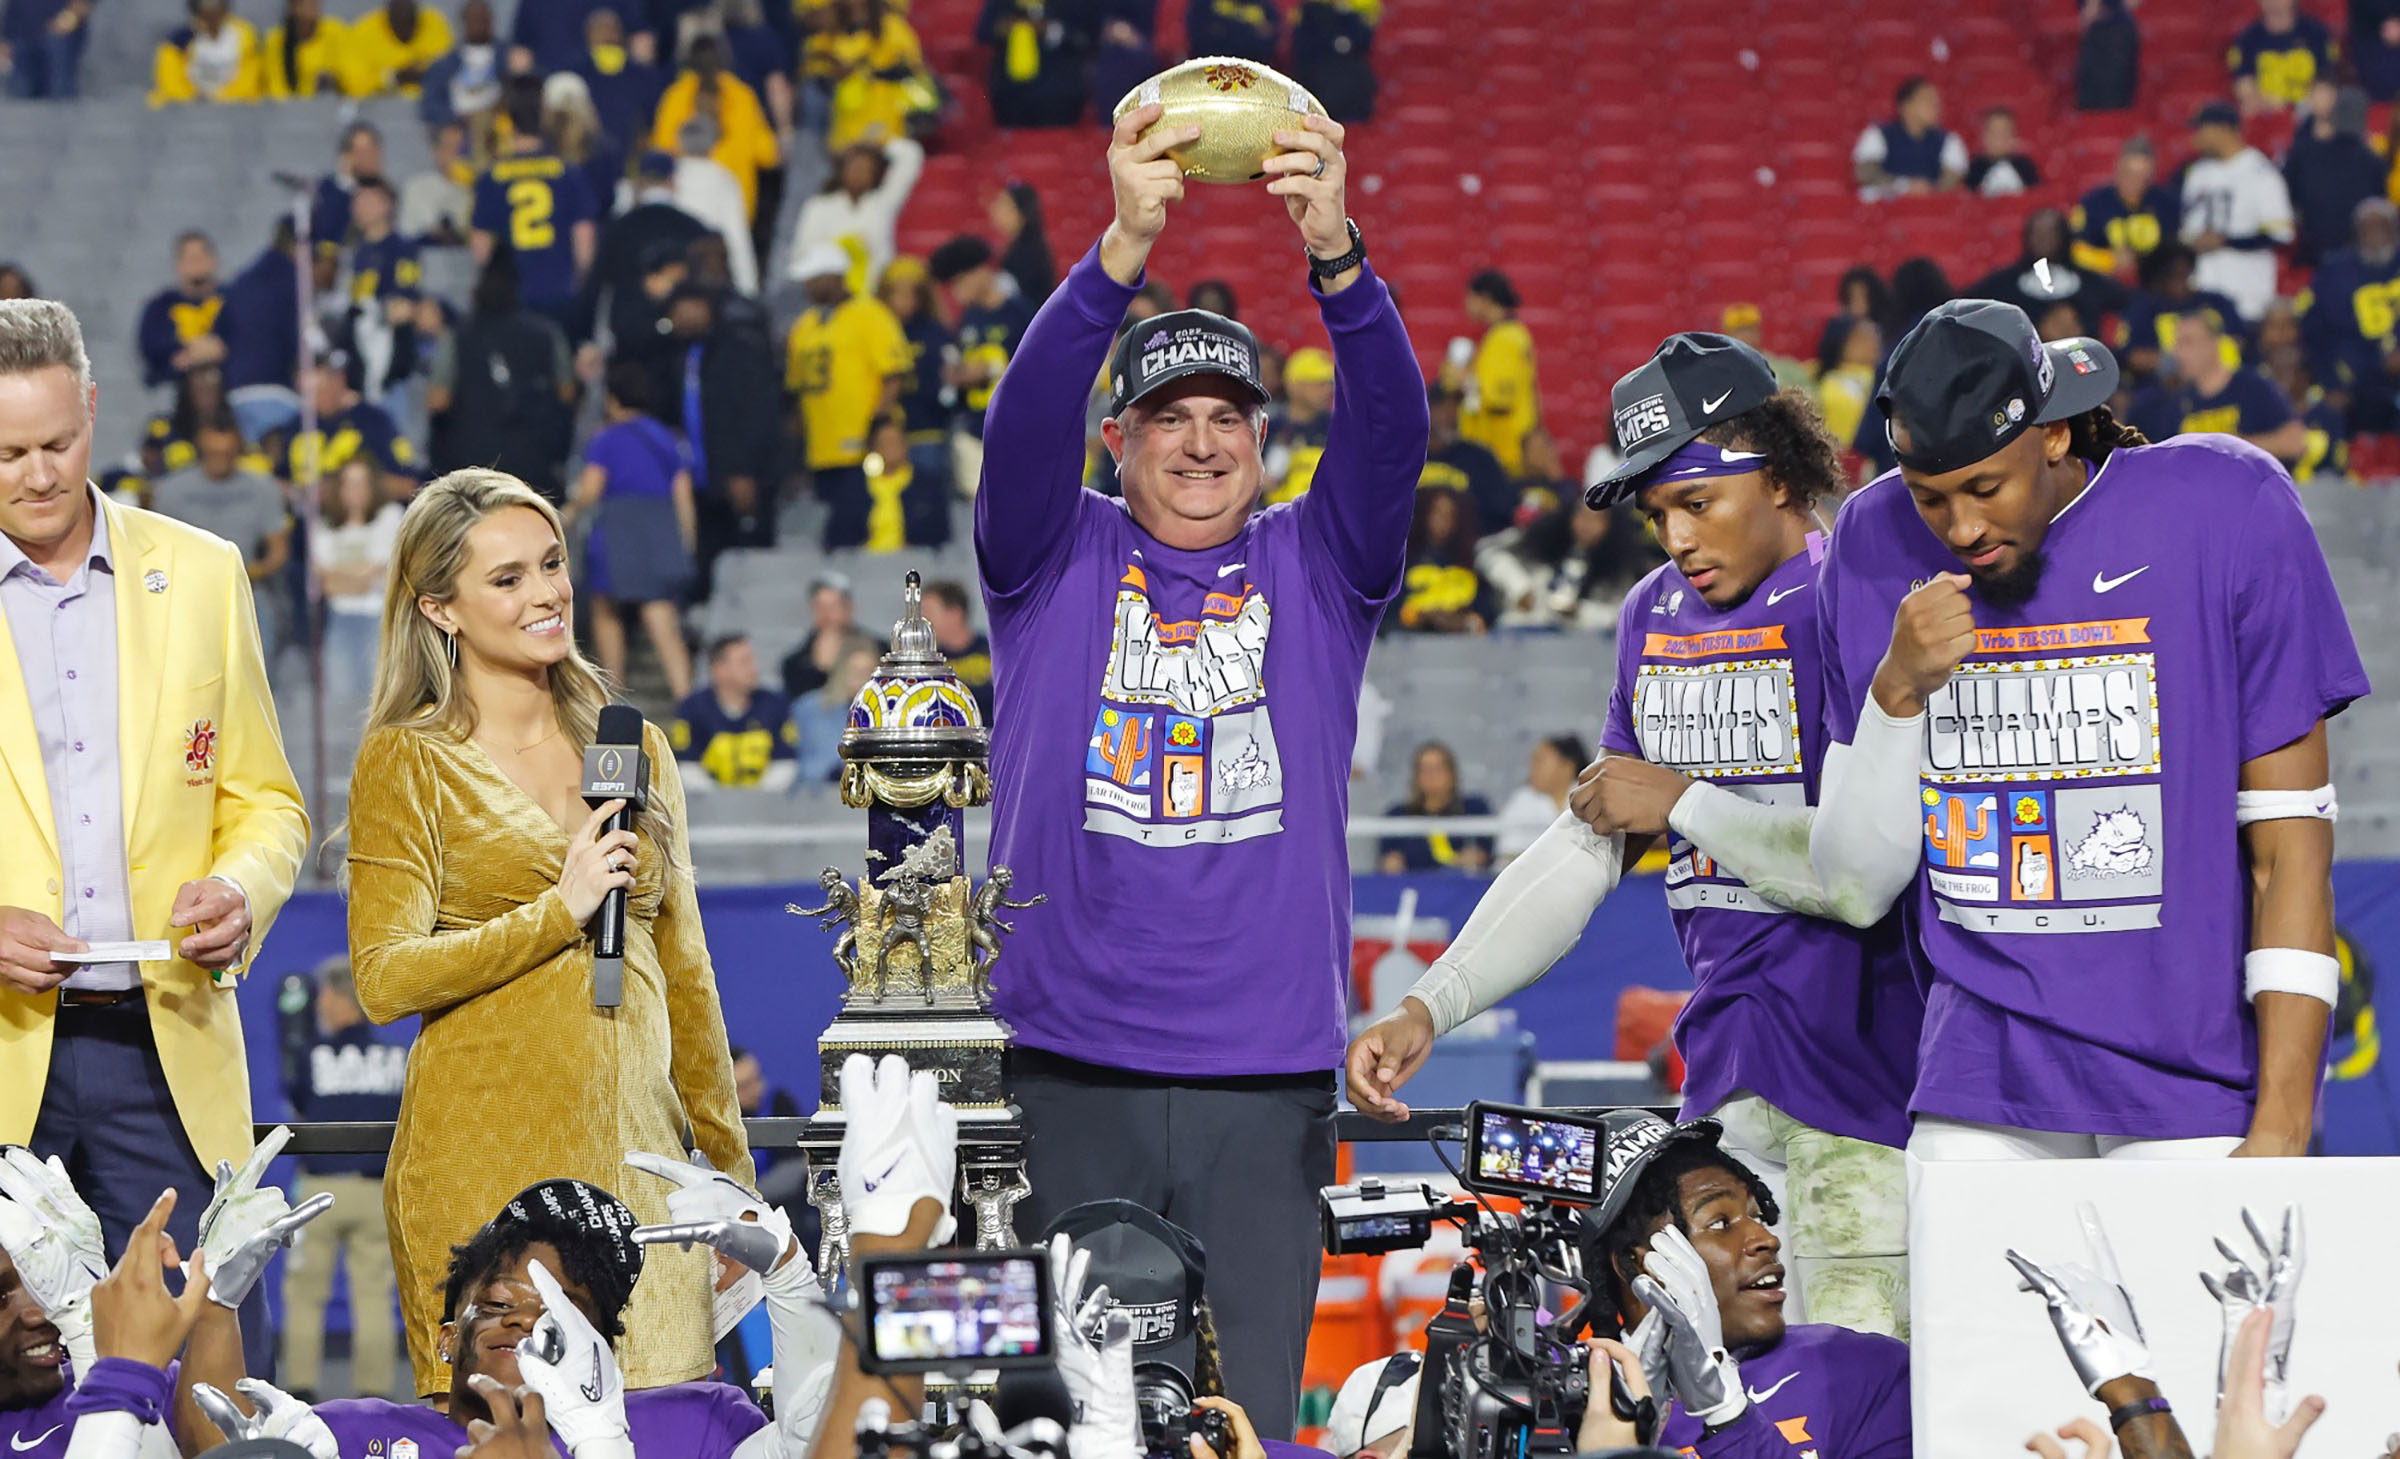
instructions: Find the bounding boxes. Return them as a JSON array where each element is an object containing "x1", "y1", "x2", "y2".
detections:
[
  {"x1": 418, "y1": 506, "x2": 573, "y2": 676},
  {"x1": 1104, "y1": 376, "x2": 1266, "y2": 551},
  {"x1": 0, "y1": 365, "x2": 96, "y2": 565},
  {"x1": 0, "y1": 1246, "x2": 65, "y2": 1407},
  {"x1": 444, "y1": 1241, "x2": 596, "y2": 1412}
]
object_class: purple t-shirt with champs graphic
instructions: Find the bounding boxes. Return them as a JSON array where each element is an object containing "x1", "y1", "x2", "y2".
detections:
[
  {"x1": 975, "y1": 243, "x2": 1427, "y2": 1076},
  {"x1": 1602, "y1": 546, "x2": 1920, "y2": 1149},
  {"x1": 1818, "y1": 435, "x2": 2370, "y2": 1137},
  {"x1": 1655, "y1": 1324, "x2": 1911, "y2": 1459},
  {"x1": 314, "y1": 1383, "x2": 766, "y2": 1457}
]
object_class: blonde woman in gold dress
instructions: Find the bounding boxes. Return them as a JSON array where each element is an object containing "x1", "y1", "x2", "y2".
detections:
[{"x1": 344, "y1": 469, "x2": 753, "y2": 1395}]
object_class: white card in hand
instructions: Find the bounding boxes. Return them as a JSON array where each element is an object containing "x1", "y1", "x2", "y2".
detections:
[{"x1": 50, "y1": 941, "x2": 173, "y2": 964}]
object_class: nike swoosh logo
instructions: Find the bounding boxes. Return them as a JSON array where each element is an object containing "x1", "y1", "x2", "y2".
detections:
[
  {"x1": 12, "y1": 1427, "x2": 64, "y2": 1451},
  {"x1": 2092, "y1": 566, "x2": 2149, "y2": 593},
  {"x1": 1216, "y1": 561, "x2": 1246, "y2": 578},
  {"x1": 862, "y1": 1156, "x2": 902, "y2": 1193},
  {"x1": 581, "y1": 1349, "x2": 605, "y2": 1403},
  {"x1": 1716, "y1": 447, "x2": 1765, "y2": 462},
  {"x1": 1766, "y1": 584, "x2": 1808, "y2": 605},
  {"x1": 1702, "y1": 390, "x2": 1733, "y2": 414},
  {"x1": 1747, "y1": 1373, "x2": 1799, "y2": 1404}
]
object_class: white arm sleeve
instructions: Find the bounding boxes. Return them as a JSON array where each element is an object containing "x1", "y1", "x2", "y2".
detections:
[
  {"x1": 1667, "y1": 781, "x2": 1882, "y2": 928},
  {"x1": 1804, "y1": 694, "x2": 1928, "y2": 926},
  {"x1": 61, "y1": 1412, "x2": 143, "y2": 1459},
  {"x1": 730, "y1": 1250, "x2": 844, "y2": 1459},
  {"x1": 1404, "y1": 809, "x2": 1623, "y2": 1036}
]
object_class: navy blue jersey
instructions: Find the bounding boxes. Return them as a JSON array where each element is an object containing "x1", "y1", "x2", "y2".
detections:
[
  {"x1": 900, "y1": 313, "x2": 955, "y2": 442},
  {"x1": 671, "y1": 688, "x2": 798, "y2": 786},
  {"x1": 2230, "y1": 14, "x2": 2337, "y2": 104},
  {"x1": 2177, "y1": 367, "x2": 2297, "y2": 438},
  {"x1": 286, "y1": 1023, "x2": 406, "y2": 1177},
  {"x1": 473, "y1": 149, "x2": 598, "y2": 307},
  {"x1": 2071, "y1": 182, "x2": 2180, "y2": 270},
  {"x1": 954, "y1": 297, "x2": 1032, "y2": 439},
  {"x1": 350, "y1": 232, "x2": 423, "y2": 305}
]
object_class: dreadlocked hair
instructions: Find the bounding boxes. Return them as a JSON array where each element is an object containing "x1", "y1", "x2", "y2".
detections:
[
  {"x1": 2066, "y1": 403, "x2": 2148, "y2": 466},
  {"x1": 1590, "y1": 1143, "x2": 1781, "y2": 1336},
  {"x1": 441, "y1": 1221, "x2": 636, "y2": 1342},
  {"x1": 1695, "y1": 388, "x2": 1846, "y2": 508},
  {"x1": 1193, "y1": 1298, "x2": 1228, "y2": 1397}
]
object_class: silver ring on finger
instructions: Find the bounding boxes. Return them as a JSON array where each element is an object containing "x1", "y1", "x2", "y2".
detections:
[{"x1": 1311, "y1": 156, "x2": 1327, "y2": 179}]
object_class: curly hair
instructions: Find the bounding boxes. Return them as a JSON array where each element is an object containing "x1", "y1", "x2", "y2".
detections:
[
  {"x1": 1589, "y1": 1142, "x2": 1781, "y2": 1337},
  {"x1": 441, "y1": 1222, "x2": 637, "y2": 1344},
  {"x1": 1694, "y1": 388, "x2": 1847, "y2": 509},
  {"x1": 2066, "y1": 403, "x2": 2149, "y2": 466}
]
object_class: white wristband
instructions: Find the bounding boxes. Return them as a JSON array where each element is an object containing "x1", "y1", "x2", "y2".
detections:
[
  {"x1": 2234, "y1": 785, "x2": 2337, "y2": 825},
  {"x1": 2244, "y1": 948, "x2": 2340, "y2": 1007}
]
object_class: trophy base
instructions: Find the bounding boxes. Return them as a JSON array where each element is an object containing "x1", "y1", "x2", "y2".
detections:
[{"x1": 813, "y1": 1009, "x2": 1015, "y2": 1120}]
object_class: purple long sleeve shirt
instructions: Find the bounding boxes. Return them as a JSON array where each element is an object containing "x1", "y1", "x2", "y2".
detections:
[
  {"x1": 314, "y1": 1383, "x2": 766, "y2": 1457},
  {"x1": 974, "y1": 241, "x2": 1428, "y2": 1076},
  {"x1": 1656, "y1": 1324, "x2": 1911, "y2": 1459},
  {"x1": 0, "y1": 485, "x2": 137, "y2": 991}
]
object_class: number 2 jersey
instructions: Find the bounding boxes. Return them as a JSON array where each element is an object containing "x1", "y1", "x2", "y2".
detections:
[
  {"x1": 1602, "y1": 543, "x2": 1920, "y2": 1149},
  {"x1": 1819, "y1": 435, "x2": 2369, "y2": 1137}
]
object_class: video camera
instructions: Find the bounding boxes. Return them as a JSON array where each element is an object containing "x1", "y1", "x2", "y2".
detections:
[
  {"x1": 852, "y1": 1249, "x2": 1071, "y2": 1459},
  {"x1": 1319, "y1": 1103, "x2": 1648, "y2": 1459}
]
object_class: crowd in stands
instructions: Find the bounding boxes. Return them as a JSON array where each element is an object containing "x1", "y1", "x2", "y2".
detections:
[{"x1": 9, "y1": 0, "x2": 2400, "y2": 863}]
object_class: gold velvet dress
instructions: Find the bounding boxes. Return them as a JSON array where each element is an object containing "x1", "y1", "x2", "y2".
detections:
[{"x1": 345, "y1": 721, "x2": 756, "y2": 1395}]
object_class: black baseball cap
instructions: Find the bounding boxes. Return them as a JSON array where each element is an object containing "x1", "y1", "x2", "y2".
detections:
[
  {"x1": 1107, "y1": 309, "x2": 1269, "y2": 416},
  {"x1": 1587, "y1": 332, "x2": 1781, "y2": 506},
  {"x1": 1876, "y1": 298, "x2": 2120, "y2": 476},
  {"x1": 1586, "y1": 1111, "x2": 1728, "y2": 1241},
  {"x1": 1043, "y1": 1200, "x2": 1207, "y2": 1380},
  {"x1": 2191, "y1": 99, "x2": 2242, "y2": 130}
]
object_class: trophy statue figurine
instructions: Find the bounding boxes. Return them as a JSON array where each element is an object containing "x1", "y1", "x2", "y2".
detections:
[{"x1": 792, "y1": 572, "x2": 1040, "y2": 1279}]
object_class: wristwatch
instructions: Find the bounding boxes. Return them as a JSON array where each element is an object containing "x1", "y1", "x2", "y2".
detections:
[{"x1": 1307, "y1": 218, "x2": 1367, "y2": 281}]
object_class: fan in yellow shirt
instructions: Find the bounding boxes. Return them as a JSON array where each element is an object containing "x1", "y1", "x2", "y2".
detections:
[
  {"x1": 788, "y1": 243, "x2": 912, "y2": 551},
  {"x1": 807, "y1": 0, "x2": 933, "y2": 150},
  {"x1": 653, "y1": 36, "x2": 781, "y2": 219},
  {"x1": 262, "y1": 0, "x2": 352, "y2": 98},
  {"x1": 150, "y1": 0, "x2": 263, "y2": 106},
  {"x1": 345, "y1": 0, "x2": 453, "y2": 99},
  {"x1": 1457, "y1": 269, "x2": 1539, "y2": 476}
]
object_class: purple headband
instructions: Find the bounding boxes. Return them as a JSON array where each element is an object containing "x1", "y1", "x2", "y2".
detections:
[{"x1": 1643, "y1": 438, "x2": 1771, "y2": 486}]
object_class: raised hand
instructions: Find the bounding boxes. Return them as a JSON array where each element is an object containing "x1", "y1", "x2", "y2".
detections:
[
  {"x1": 197, "y1": 1127, "x2": 334, "y2": 1308},
  {"x1": 514, "y1": 1259, "x2": 631, "y2": 1459},
  {"x1": 192, "y1": 1378, "x2": 340, "y2": 1458},
  {"x1": 1261, "y1": 113, "x2": 1351, "y2": 261},
  {"x1": 2201, "y1": 1205, "x2": 2304, "y2": 1418},
  {"x1": 459, "y1": 1375, "x2": 557, "y2": 1459},
  {"x1": 837, "y1": 1053, "x2": 958, "y2": 1244},
  {"x1": 626, "y1": 1148, "x2": 799, "y2": 1277},
  {"x1": 2006, "y1": 1204, "x2": 2152, "y2": 1396},
  {"x1": 1631, "y1": 1226, "x2": 1745, "y2": 1428},
  {"x1": 0, "y1": 1145, "x2": 110, "y2": 1370},
  {"x1": 2212, "y1": 1308, "x2": 2324, "y2": 1459},
  {"x1": 1047, "y1": 1232, "x2": 1138, "y2": 1459},
  {"x1": 1108, "y1": 102, "x2": 1195, "y2": 247},
  {"x1": 87, "y1": 1190, "x2": 212, "y2": 1370}
]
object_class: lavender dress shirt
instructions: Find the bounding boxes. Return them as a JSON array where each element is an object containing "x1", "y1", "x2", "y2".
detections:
[{"x1": 0, "y1": 487, "x2": 137, "y2": 991}]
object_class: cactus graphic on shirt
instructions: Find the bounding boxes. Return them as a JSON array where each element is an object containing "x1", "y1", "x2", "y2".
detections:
[{"x1": 1924, "y1": 794, "x2": 1994, "y2": 868}]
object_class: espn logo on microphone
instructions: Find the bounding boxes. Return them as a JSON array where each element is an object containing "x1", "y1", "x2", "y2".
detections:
[{"x1": 582, "y1": 745, "x2": 638, "y2": 796}]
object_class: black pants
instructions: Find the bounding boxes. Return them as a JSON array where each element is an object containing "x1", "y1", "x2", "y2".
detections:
[
  {"x1": 816, "y1": 464, "x2": 870, "y2": 551},
  {"x1": 1010, "y1": 1049, "x2": 1336, "y2": 1441}
]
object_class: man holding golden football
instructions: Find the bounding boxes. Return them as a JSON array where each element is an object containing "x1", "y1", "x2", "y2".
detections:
[{"x1": 971, "y1": 81, "x2": 1429, "y2": 1436}]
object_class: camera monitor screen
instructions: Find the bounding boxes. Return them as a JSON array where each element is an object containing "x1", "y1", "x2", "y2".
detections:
[
  {"x1": 1466, "y1": 1103, "x2": 1602, "y2": 1202},
  {"x1": 858, "y1": 1249, "x2": 1054, "y2": 1373}
]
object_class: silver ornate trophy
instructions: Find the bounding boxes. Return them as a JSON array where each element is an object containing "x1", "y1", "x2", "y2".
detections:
[{"x1": 791, "y1": 572, "x2": 1043, "y2": 1278}]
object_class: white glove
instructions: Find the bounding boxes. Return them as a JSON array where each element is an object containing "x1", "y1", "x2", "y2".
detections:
[
  {"x1": 1631, "y1": 1226, "x2": 1746, "y2": 1430},
  {"x1": 837, "y1": 1054, "x2": 957, "y2": 1243},
  {"x1": 2007, "y1": 1204, "x2": 2153, "y2": 1397},
  {"x1": 197, "y1": 1128, "x2": 334, "y2": 1309},
  {"x1": 192, "y1": 1378, "x2": 340, "y2": 1459},
  {"x1": 1048, "y1": 1233, "x2": 1138, "y2": 1459},
  {"x1": 627, "y1": 1148, "x2": 799, "y2": 1277},
  {"x1": 1625, "y1": 1308, "x2": 1671, "y2": 1407},
  {"x1": 515, "y1": 1259, "x2": 633, "y2": 1459},
  {"x1": 0, "y1": 1148, "x2": 107, "y2": 1375},
  {"x1": 2202, "y1": 1205, "x2": 2304, "y2": 1420}
]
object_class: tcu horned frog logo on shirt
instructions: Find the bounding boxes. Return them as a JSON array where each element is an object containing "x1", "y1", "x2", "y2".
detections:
[
  {"x1": 1083, "y1": 563, "x2": 1285, "y2": 847},
  {"x1": 1919, "y1": 618, "x2": 2165, "y2": 934}
]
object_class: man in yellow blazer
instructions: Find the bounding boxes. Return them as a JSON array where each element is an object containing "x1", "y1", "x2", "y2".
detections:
[{"x1": 0, "y1": 299, "x2": 308, "y2": 1365}]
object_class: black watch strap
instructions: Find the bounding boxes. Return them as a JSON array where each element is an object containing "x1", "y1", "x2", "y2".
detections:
[
  {"x1": 2108, "y1": 1398, "x2": 2173, "y2": 1432},
  {"x1": 1307, "y1": 218, "x2": 1366, "y2": 281}
]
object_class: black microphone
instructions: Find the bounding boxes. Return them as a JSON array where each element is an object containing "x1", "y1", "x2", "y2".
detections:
[
  {"x1": 995, "y1": 1369, "x2": 1076, "y2": 1458},
  {"x1": 580, "y1": 704, "x2": 651, "y2": 1008}
]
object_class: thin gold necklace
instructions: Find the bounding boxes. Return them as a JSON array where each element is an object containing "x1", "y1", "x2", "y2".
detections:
[{"x1": 485, "y1": 724, "x2": 561, "y2": 756}]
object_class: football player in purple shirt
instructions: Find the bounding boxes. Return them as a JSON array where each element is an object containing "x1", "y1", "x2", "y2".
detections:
[
  {"x1": 1589, "y1": 1113, "x2": 1910, "y2": 1459},
  {"x1": 1805, "y1": 299, "x2": 2369, "y2": 1159},
  {"x1": 1349, "y1": 334, "x2": 1920, "y2": 1339}
]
